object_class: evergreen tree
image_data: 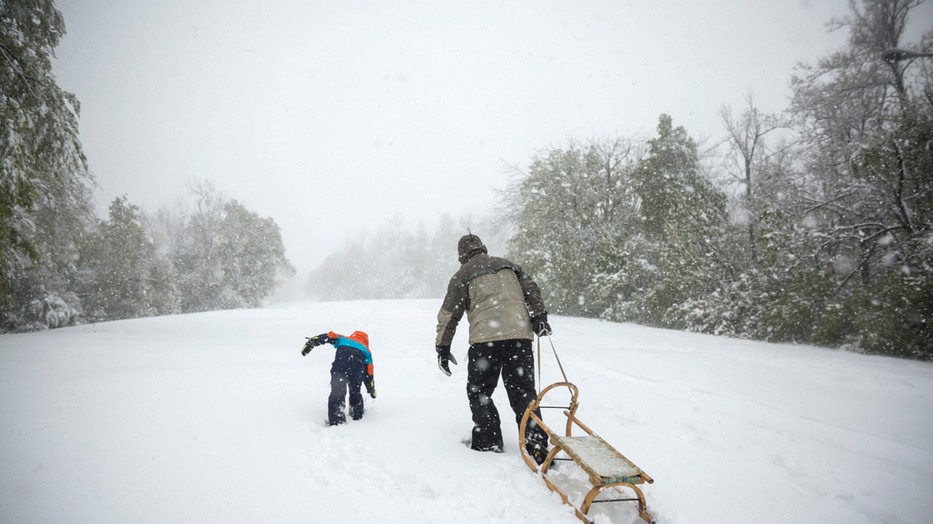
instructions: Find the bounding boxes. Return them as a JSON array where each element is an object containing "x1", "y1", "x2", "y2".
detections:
[
  {"x1": 77, "y1": 196, "x2": 177, "y2": 321},
  {"x1": 502, "y1": 124, "x2": 729, "y2": 326},
  {"x1": 1, "y1": 0, "x2": 94, "y2": 331},
  {"x1": 628, "y1": 115, "x2": 730, "y2": 327}
]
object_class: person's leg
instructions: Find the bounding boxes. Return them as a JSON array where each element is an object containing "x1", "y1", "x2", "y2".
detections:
[
  {"x1": 466, "y1": 343, "x2": 504, "y2": 451},
  {"x1": 328, "y1": 372, "x2": 348, "y2": 426},
  {"x1": 501, "y1": 339, "x2": 549, "y2": 463},
  {"x1": 348, "y1": 362, "x2": 365, "y2": 420}
]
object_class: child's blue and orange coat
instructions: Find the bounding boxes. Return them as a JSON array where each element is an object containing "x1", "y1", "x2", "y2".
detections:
[{"x1": 328, "y1": 330, "x2": 374, "y2": 377}]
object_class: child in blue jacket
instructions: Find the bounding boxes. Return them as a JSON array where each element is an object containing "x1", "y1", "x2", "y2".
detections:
[{"x1": 302, "y1": 330, "x2": 376, "y2": 426}]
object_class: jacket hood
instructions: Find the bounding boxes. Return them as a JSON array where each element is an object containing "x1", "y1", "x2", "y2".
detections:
[
  {"x1": 348, "y1": 331, "x2": 369, "y2": 349},
  {"x1": 457, "y1": 234, "x2": 488, "y2": 264}
]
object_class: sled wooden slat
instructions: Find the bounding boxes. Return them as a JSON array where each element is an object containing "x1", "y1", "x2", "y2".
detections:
[
  {"x1": 551, "y1": 434, "x2": 644, "y2": 483},
  {"x1": 519, "y1": 382, "x2": 655, "y2": 524}
]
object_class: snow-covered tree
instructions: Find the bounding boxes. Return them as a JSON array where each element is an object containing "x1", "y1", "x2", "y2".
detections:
[
  {"x1": 166, "y1": 181, "x2": 293, "y2": 312},
  {"x1": 504, "y1": 139, "x2": 641, "y2": 317},
  {"x1": 77, "y1": 196, "x2": 178, "y2": 321},
  {"x1": 169, "y1": 180, "x2": 225, "y2": 312},
  {"x1": 789, "y1": 0, "x2": 932, "y2": 357},
  {"x1": 628, "y1": 115, "x2": 731, "y2": 327},
  {"x1": 502, "y1": 120, "x2": 730, "y2": 327},
  {"x1": 719, "y1": 94, "x2": 786, "y2": 263},
  {"x1": 1, "y1": 0, "x2": 95, "y2": 332},
  {"x1": 215, "y1": 199, "x2": 294, "y2": 308}
]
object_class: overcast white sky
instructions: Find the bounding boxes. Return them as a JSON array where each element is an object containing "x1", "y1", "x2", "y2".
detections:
[{"x1": 53, "y1": 0, "x2": 909, "y2": 275}]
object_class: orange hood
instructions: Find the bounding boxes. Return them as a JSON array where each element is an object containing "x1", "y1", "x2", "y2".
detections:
[{"x1": 348, "y1": 330, "x2": 369, "y2": 349}]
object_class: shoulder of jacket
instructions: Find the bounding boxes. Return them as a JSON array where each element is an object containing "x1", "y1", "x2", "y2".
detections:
[{"x1": 485, "y1": 255, "x2": 519, "y2": 273}]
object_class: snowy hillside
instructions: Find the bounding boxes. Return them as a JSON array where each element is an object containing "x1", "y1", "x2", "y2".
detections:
[{"x1": 2, "y1": 299, "x2": 931, "y2": 523}]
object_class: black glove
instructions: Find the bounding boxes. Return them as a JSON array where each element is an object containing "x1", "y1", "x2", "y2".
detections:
[
  {"x1": 366, "y1": 379, "x2": 377, "y2": 399},
  {"x1": 301, "y1": 333, "x2": 335, "y2": 356},
  {"x1": 436, "y1": 345, "x2": 458, "y2": 376},
  {"x1": 531, "y1": 313, "x2": 552, "y2": 337},
  {"x1": 301, "y1": 338, "x2": 315, "y2": 356}
]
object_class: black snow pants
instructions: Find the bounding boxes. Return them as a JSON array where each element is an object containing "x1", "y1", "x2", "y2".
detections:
[
  {"x1": 466, "y1": 339, "x2": 548, "y2": 454},
  {"x1": 328, "y1": 347, "x2": 366, "y2": 425}
]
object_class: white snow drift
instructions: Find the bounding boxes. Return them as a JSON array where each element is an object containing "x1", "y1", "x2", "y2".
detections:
[{"x1": 2, "y1": 299, "x2": 931, "y2": 523}]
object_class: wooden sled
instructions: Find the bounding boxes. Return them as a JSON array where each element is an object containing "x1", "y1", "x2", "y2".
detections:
[{"x1": 519, "y1": 382, "x2": 656, "y2": 523}]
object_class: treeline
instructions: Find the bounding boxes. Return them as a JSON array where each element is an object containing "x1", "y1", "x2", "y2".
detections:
[
  {"x1": 504, "y1": 1, "x2": 932, "y2": 359},
  {"x1": 2, "y1": 179, "x2": 294, "y2": 332},
  {"x1": 0, "y1": 1, "x2": 293, "y2": 332},
  {"x1": 312, "y1": 0, "x2": 932, "y2": 359},
  {"x1": 5, "y1": 0, "x2": 931, "y2": 357},
  {"x1": 305, "y1": 215, "x2": 484, "y2": 301}
]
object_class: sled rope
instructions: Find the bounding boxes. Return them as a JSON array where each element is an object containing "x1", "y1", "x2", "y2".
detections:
[
  {"x1": 536, "y1": 334, "x2": 571, "y2": 396},
  {"x1": 536, "y1": 336, "x2": 541, "y2": 393}
]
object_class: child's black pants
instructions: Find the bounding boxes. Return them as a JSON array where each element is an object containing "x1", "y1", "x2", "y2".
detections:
[{"x1": 328, "y1": 348, "x2": 366, "y2": 425}]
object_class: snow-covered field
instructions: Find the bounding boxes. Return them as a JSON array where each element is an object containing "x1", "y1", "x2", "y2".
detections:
[{"x1": 2, "y1": 299, "x2": 931, "y2": 523}]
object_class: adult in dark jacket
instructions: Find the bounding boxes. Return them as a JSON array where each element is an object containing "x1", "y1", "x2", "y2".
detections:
[{"x1": 435, "y1": 234, "x2": 552, "y2": 463}]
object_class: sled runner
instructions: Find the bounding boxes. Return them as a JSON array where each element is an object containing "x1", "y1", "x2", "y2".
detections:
[{"x1": 519, "y1": 381, "x2": 655, "y2": 524}]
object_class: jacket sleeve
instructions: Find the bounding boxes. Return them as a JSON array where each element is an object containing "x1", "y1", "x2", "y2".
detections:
[
  {"x1": 435, "y1": 275, "x2": 468, "y2": 347},
  {"x1": 514, "y1": 265, "x2": 547, "y2": 318},
  {"x1": 360, "y1": 345, "x2": 374, "y2": 378}
]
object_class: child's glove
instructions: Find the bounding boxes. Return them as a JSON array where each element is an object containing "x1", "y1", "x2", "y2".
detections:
[
  {"x1": 301, "y1": 333, "x2": 334, "y2": 356},
  {"x1": 366, "y1": 379, "x2": 377, "y2": 399},
  {"x1": 436, "y1": 345, "x2": 458, "y2": 376},
  {"x1": 312, "y1": 333, "x2": 336, "y2": 346}
]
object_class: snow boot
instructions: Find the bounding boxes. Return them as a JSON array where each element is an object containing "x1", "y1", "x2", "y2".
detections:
[{"x1": 526, "y1": 441, "x2": 549, "y2": 465}]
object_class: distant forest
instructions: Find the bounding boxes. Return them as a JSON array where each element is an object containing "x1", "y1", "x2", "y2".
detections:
[
  {"x1": 3, "y1": 0, "x2": 931, "y2": 359},
  {"x1": 307, "y1": 1, "x2": 933, "y2": 360}
]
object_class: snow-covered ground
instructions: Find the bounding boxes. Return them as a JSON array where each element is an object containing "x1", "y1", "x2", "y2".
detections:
[{"x1": 2, "y1": 299, "x2": 931, "y2": 523}]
